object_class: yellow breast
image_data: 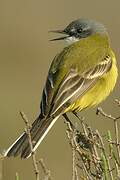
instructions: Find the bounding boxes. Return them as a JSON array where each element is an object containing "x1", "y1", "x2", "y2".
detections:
[{"x1": 66, "y1": 50, "x2": 118, "y2": 112}]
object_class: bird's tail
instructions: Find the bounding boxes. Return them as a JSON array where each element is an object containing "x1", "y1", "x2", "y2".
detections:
[{"x1": 4, "y1": 115, "x2": 59, "y2": 158}]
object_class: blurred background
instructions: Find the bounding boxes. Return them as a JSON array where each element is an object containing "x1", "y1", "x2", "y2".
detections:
[{"x1": 0, "y1": 0, "x2": 120, "y2": 179}]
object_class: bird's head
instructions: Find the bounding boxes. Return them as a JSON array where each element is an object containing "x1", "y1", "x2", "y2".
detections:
[{"x1": 50, "y1": 19, "x2": 107, "y2": 44}]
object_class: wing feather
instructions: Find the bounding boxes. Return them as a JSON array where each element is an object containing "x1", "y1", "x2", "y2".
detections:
[{"x1": 41, "y1": 55, "x2": 112, "y2": 117}]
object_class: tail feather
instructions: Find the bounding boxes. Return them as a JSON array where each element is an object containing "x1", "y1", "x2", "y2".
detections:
[{"x1": 4, "y1": 115, "x2": 59, "y2": 158}]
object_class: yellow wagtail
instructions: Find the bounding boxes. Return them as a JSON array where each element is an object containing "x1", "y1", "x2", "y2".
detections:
[{"x1": 5, "y1": 19, "x2": 118, "y2": 158}]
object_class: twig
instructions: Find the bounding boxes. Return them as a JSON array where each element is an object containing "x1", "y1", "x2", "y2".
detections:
[
  {"x1": 63, "y1": 113, "x2": 93, "y2": 180},
  {"x1": 63, "y1": 113, "x2": 77, "y2": 180},
  {"x1": 87, "y1": 126, "x2": 102, "y2": 179},
  {"x1": 72, "y1": 143, "x2": 76, "y2": 180},
  {"x1": 75, "y1": 166, "x2": 79, "y2": 180},
  {"x1": 39, "y1": 159, "x2": 52, "y2": 180},
  {"x1": 87, "y1": 127, "x2": 99, "y2": 161},
  {"x1": 114, "y1": 119, "x2": 120, "y2": 160},
  {"x1": 107, "y1": 131, "x2": 120, "y2": 178},
  {"x1": 76, "y1": 148, "x2": 93, "y2": 180},
  {"x1": 96, "y1": 130, "x2": 114, "y2": 180},
  {"x1": 96, "y1": 107, "x2": 120, "y2": 120},
  {"x1": 20, "y1": 111, "x2": 40, "y2": 180},
  {"x1": 96, "y1": 107, "x2": 120, "y2": 178},
  {"x1": 113, "y1": 119, "x2": 120, "y2": 178},
  {"x1": 73, "y1": 112, "x2": 88, "y2": 137}
]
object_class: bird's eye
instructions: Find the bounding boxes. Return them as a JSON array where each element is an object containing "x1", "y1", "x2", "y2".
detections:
[{"x1": 77, "y1": 28, "x2": 82, "y2": 33}]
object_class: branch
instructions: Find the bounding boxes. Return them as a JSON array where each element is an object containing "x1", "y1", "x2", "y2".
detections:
[
  {"x1": 39, "y1": 159, "x2": 52, "y2": 180},
  {"x1": 20, "y1": 111, "x2": 40, "y2": 180},
  {"x1": 96, "y1": 106, "x2": 120, "y2": 178}
]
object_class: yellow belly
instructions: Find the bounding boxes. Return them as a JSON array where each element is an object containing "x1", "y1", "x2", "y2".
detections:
[{"x1": 65, "y1": 53, "x2": 118, "y2": 112}]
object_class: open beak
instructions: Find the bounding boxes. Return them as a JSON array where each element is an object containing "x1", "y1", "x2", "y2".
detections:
[{"x1": 49, "y1": 30, "x2": 69, "y2": 41}]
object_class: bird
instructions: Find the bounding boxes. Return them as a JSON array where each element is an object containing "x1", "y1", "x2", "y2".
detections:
[{"x1": 4, "y1": 18, "x2": 118, "y2": 158}]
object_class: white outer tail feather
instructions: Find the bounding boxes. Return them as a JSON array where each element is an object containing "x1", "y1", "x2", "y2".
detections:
[
  {"x1": 4, "y1": 132, "x2": 25, "y2": 157},
  {"x1": 4, "y1": 115, "x2": 60, "y2": 158}
]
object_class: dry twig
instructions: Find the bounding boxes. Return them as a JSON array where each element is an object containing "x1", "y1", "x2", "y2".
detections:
[
  {"x1": 63, "y1": 101, "x2": 120, "y2": 180},
  {"x1": 39, "y1": 159, "x2": 52, "y2": 180},
  {"x1": 96, "y1": 106, "x2": 120, "y2": 178},
  {"x1": 20, "y1": 111, "x2": 40, "y2": 180}
]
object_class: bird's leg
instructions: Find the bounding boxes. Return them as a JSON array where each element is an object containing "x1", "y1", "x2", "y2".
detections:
[
  {"x1": 72, "y1": 111, "x2": 88, "y2": 137},
  {"x1": 63, "y1": 113, "x2": 74, "y2": 128},
  {"x1": 72, "y1": 111, "x2": 83, "y2": 121}
]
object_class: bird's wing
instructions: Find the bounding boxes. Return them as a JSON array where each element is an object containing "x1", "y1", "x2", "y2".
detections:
[
  {"x1": 41, "y1": 54, "x2": 112, "y2": 117},
  {"x1": 50, "y1": 55, "x2": 112, "y2": 115}
]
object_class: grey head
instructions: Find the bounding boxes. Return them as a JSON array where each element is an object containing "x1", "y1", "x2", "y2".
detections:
[{"x1": 51, "y1": 19, "x2": 107, "y2": 43}]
